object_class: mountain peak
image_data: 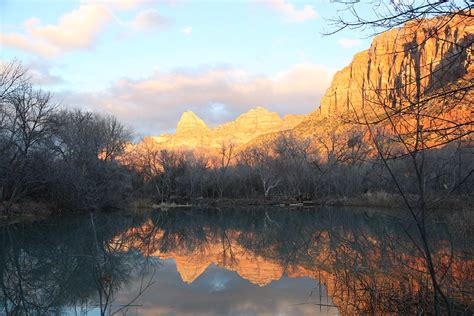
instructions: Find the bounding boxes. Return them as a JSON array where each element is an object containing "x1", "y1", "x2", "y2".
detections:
[
  {"x1": 176, "y1": 110, "x2": 209, "y2": 135},
  {"x1": 237, "y1": 106, "x2": 277, "y2": 121},
  {"x1": 179, "y1": 110, "x2": 204, "y2": 122}
]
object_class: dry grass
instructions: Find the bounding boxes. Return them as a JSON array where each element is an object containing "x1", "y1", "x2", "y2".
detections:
[
  {"x1": 131, "y1": 198, "x2": 155, "y2": 209},
  {"x1": 152, "y1": 202, "x2": 193, "y2": 209},
  {"x1": 331, "y1": 191, "x2": 399, "y2": 208}
]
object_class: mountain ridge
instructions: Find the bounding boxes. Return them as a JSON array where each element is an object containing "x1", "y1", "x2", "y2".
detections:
[
  {"x1": 134, "y1": 13, "x2": 472, "y2": 154},
  {"x1": 147, "y1": 106, "x2": 305, "y2": 149}
]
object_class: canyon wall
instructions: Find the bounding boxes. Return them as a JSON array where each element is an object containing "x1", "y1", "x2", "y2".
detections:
[{"x1": 293, "y1": 13, "x2": 473, "y2": 138}]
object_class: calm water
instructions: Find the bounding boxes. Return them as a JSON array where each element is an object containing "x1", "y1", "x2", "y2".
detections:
[{"x1": 0, "y1": 207, "x2": 472, "y2": 315}]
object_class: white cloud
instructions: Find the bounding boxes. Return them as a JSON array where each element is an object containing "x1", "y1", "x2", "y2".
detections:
[
  {"x1": 337, "y1": 38, "x2": 362, "y2": 48},
  {"x1": 59, "y1": 64, "x2": 333, "y2": 135},
  {"x1": 131, "y1": 9, "x2": 171, "y2": 30},
  {"x1": 0, "y1": 2, "x2": 174, "y2": 57},
  {"x1": 182, "y1": 26, "x2": 193, "y2": 35},
  {"x1": 0, "y1": 4, "x2": 112, "y2": 57},
  {"x1": 258, "y1": 0, "x2": 318, "y2": 23}
]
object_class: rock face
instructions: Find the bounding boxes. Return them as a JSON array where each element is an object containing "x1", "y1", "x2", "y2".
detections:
[
  {"x1": 147, "y1": 106, "x2": 305, "y2": 149},
  {"x1": 171, "y1": 111, "x2": 211, "y2": 148},
  {"x1": 294, "y1": 14, "x2": 473, "y2": 136},
  {"x1": 176, "y1": 111, "x2": 210, "y2": 136},
  {"x1": 213, "y1": 106, "x2": 288, "y2": 145},
  {"x1": 239, "y1": 14, "x2": 473, "y2": 153}
]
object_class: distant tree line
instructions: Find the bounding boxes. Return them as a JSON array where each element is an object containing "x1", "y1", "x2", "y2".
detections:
[{"x1": 126, "y1": 129, "x2": 472, "y2": 205}]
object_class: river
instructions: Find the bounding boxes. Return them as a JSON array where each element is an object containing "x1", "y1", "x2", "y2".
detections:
[{"x1": 1, "y1": 206, "x2": 472, "y2": 315}]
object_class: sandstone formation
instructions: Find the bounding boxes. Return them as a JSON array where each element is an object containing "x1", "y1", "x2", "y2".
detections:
[
  {"x1": 152, "y1": 111, "x2": 212, "y2": 148},
  {"x1": 293, "y1": 14, "x2": 473, "y2": 140},
  {"x1": 132, "y1": 14, "x2": 472, "y2": 157},
  {"x1": 143, "y1": 106, "x2": 305, "y2": 150},
  {"x1": 240, "y1": 14, "x2": 473, "y2": 154}
]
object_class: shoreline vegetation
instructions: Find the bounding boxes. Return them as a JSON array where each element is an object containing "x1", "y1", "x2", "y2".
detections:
[
  {"x1": 145, "y1": 192, "x2": 474, "y2": 211},
  {"x1": 3, "y1": 191, "x2": 472, "y2": 222}
]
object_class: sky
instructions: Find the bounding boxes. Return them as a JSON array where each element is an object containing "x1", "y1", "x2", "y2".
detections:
[{"x1": 0, "y1": 0, "x2": 373, "y2": 136}]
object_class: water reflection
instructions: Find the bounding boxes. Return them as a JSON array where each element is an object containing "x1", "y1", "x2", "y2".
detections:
[
  {"x1": 116, "y1": 260, "x2": 333, "y2": 316},
  {"x1": 1, "y1": 207, "x2": 472, "y2": 315},
  {"x1": 0, "y1": 213, "x2": 158, "y2": 315}
]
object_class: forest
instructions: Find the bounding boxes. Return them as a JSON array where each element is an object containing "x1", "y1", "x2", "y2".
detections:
[{"x1": 0, "y1": 58, "x2": 472, "y2": 215}]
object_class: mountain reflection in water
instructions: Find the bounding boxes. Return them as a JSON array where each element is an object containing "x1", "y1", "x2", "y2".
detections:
[{"x1": 0, "y1": 207, "x2": 472, "y2": 315}]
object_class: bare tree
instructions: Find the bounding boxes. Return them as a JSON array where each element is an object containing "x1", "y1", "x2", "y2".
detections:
[
  {"x1": 98, "y1": 114, "x2": 133, "y2": 163},
  {"x1": 326, "y1": 4, "x2": 473, "y2": 314},
  {"x1": 0, "y1": 82, "x2": 56, "y2": 211},
  {"x1": 326, "y1": 1, "x2": 472, "y2": 35},
  {"x1": 241, "y1": 145, "x2": 281, "y2": 199},
  {"x1": 0, "y1": 60, "x2": 29, "y2": 102},
  {"x1": 212, "y1": 142, "x2": 237, "y2": 198},
  {"x1": 273, "y1": 134, "x2": 316, "y2": 199}
]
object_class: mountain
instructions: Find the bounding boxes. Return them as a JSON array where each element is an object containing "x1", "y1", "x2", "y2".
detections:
[
  {"x1": 152, "y1": 111, "x2": 212, "y2": 148},
  {"x1": 292, "y1": 13, "x2": 472, "y2": 138},
  {"x1": 147, "y1": 106, "x2": 305, "y2": 149},
  {"x1": 240, "y1": 14, "x2": 473, "y2": 155},
  {"x1": 134, "y1": 14, "x2": 472, "y2": 155}
]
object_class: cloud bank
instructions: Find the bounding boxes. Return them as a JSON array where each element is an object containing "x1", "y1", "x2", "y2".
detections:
[
  {"x1": 0, "y1": 2, "x2": 172, "y2": 57},
  {"x1": 0, "y1": 4, "x2": 112, "y2": 57},
  {"x1": 59, "y1": 63, "x2": 333, "y2": 136}
]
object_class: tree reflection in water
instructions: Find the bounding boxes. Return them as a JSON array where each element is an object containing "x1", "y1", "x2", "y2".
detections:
[
  {"x1": 0, "y1": 212, "x2": 158, "y2": 315},
  {"x1": 1, "y1": 207, "x2": 472, "y2": 315}
]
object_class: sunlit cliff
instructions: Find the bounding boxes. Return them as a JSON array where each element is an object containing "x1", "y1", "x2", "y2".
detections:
[
  {"x1": 145, "y1": 106, "x2": 304, "y2": 149},
  {"x1": 130, "y1": 14, "x2": 472, "y2": 156},
  {"x1": 292, "y1": 13, "x2": 473, "y2": 142}
]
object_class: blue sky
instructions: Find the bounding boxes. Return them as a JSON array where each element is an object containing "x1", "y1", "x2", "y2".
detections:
[{"x1": 0, "y1": 0, "x2": 373, "y2": 136}]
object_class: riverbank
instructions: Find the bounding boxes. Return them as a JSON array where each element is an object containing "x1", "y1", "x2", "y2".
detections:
[
  {"x1": 139, "y1": 192, "x2": 474, "y2": 211},
  {"x1": 3, "y1": 192, "x2": 472, "y2": 222},
  {"x1": 0, "y1": 200, "x2": 54, "y2": 223}
]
